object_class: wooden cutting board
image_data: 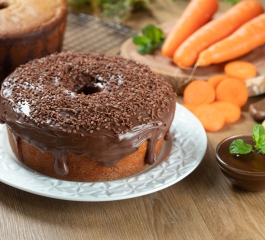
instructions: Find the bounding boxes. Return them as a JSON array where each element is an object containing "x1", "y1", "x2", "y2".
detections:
[{"x1": 120, "y1": 21, "x2": 265, "y2": 96}]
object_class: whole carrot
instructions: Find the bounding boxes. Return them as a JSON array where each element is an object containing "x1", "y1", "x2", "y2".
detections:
[
  {"x1": 173, "y1": 0, "x2": 263, "y2": 67},
  {"x1": 197, "y1": 13, "x2": 265, "y2": 66},
  {"x1": 161, "y1": 0, "x2": 218, "y2": 58}
]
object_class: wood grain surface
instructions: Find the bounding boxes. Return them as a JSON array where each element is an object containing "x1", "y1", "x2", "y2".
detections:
[{"x1": 1, "y1": 1, "x2": 265, "y2": 240}]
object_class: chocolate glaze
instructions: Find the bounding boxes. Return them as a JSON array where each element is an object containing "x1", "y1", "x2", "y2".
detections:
[
  {"x1": 146, "y1": 139, "x2": 157, "y2": 165},
  {"x1": 164, "y1": 130, "x2": 170, "y2": 141},
  {"x1": 0, "y1": 52, "x2": 176, "y2": 176},
  {"x1": 16, "y1": 136, "x2": 24, "y2": 163},
  {"x1": 54, "y1": 152, "x2": 69, "y2": 175}
]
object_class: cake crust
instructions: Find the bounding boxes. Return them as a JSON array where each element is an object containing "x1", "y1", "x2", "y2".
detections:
[{"x1": 7, "y1": 127, "x2": 164, "y2": 181}]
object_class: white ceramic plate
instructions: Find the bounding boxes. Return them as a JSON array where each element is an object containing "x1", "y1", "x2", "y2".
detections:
[{"x1": 0, "y1": 103, "x2": 207, "y2": 201}]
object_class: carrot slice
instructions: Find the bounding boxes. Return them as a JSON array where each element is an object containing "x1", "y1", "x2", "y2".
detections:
[
  {"x1": 183, "y1": 80, "x2": 215, "y2": 106},
  {"x1": 211, "y1": 101, "x2": 241, "y2": 123},
  {"x1": 174, "y1": 0, "x2": 264, "y2": 67},
  {"x1": 224, "y1": 61, "x2": 257, "y2": 80},
  {"x1": 208, "y1": 75, "x2": 227, "y2": 89},
  {"x1": 197, "y1": 13, "x2": 265, "y2": 66},
  {"x1": 161, "y1": 0, "x2": 218, "y2": 58},
  {"x1": 215, "y1": 78, "x2": 248, "y2": 107},
  {"x1": 194, "y1": 104, "x2": 225, "y2": 132},
  {"x1": 182, "y1": 103, "x2": 197, "y2": 113}
]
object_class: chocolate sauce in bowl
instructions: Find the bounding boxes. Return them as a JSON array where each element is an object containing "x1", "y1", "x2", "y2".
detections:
[
  {"x1": 217, "y1": 136, "x2": 265, "y2": 173},
  {"x1": 216, "y1": 135, "x2": 265, "y2": 191}
]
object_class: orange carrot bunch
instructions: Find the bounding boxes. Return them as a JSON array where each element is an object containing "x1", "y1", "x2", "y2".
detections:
[
  {"x1": 197, "y1": 13, "x2": 265, "y2": 66},
  {"x1": 182, "y1": 60, "x2": 253, "y2": 132},
  {"x1": 161, "y1": 0, "x2": 218, "y2": 58},
  {"x1": 162, "y1": 0, "x2": 264, "y2": 67}
]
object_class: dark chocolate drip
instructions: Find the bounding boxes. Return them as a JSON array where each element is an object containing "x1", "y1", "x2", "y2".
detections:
[
  {"x1": 164, "y1": 130, "x2": 170, "y2": 141},
  {"x1": 145, "y1": 139, "x2": 156, "y2": 165},
  {"x1": 54, "y1": 152, "x2": 69, "y2": 175},
  {"x1": 16, "y1": 136, "x2": 24, "y2": 162},
  {"x1": 103, "y1": 160, "x2": 119, "y2": 168},
  {"x1": 145, "y1": 134, "x2": 160, "y2": 165}
]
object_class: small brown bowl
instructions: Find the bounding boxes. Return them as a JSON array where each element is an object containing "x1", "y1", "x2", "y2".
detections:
[{"x1": 216, "y1": 134, "x2": 265, "y2": 191}]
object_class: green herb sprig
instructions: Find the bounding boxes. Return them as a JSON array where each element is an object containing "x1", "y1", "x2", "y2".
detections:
[
  {"x1": 132, "y1": 24, "x2": 165, "y2": 55},
  {"x1": 229, "y1": 124, "x2": 265, "y2": 155},
  {"x1": 226, "y1": 0, "x2": 240, "y2": 5}
]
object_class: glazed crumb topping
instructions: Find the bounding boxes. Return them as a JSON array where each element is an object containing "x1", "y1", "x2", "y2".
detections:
[{"x1": 2, "y1": 52, "x2": 175, "y2": 135}]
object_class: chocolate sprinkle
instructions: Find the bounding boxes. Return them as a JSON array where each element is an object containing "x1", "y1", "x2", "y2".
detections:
[{"x1": 1, "y1": 52, "x2": 175, "y2": 134}]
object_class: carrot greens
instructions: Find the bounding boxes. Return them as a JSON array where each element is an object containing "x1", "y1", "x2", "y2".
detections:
[{"x1": 226, "y1": 0, "x2": 240, "y2": 5}]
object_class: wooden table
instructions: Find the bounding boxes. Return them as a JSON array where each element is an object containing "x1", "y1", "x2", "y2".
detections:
[{"x1": 2, "y1": 1, "x2": 265, "y2": 239}]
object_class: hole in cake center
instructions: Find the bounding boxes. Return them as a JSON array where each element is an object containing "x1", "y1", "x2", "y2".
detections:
[
  {"x1": 74, "y1": 74, "x2": 104, "y2": 95},
  {"x1": 76, "y1": 84, "x2": 103, "y2": 95},
  {"x1": 0, "y1": 2, "x2": 8, "y2": 9}
]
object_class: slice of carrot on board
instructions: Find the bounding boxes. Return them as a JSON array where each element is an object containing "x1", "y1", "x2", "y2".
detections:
[
  {"x1": 183, "y1": 80, "x2": 215, "y2": 106},
  {"x1": 224, "y1": 61, "x2": 257, "y2": 80},
  {"x1": 197, "y1": 13, "x2": 265, "y2": 66},
  {"x1": 182, "y1": 103, "x2": 197, "y2": 113},
  {"x1": 174, "y1": 0, "x2": 264, "y2": 67},
  {"x1": 211, "y1": 101, "x2": 241, "y2": 123},
  {"x1": 194, "y1": 104, "x2": 225, "y2": 132},
  {"x1": 215, "y1": 77, "x2": 248, "y2": 107},
  {"x1": 161, "y1": 0, "x2": 218, "y2": 58},
  {"x1": 208, "y1": 75, "x2": 227, "y2": 89}
]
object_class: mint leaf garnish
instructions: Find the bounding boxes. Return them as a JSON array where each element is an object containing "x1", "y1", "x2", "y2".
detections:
[
  {"x1": 141, "y1": 24, "x2": 164, "y2": 44},
  {"x1": 137, "y1": 40, "x2": 153, "y2": 54},
  {"x1": 257, "y1": 143, "x2": 265, "y2": 154},
  {"x1": 229, "y1": 139, "x2": 253, "y2": 154},
  {"x1": 253, "y1": 124, "x2": 265, "y2": 150},
  {"x1": 229, "y1": 124, "x2": 265, "y2": 155},
  {"x1": 132, "y1": 35, "x2": 149, "y2": 45},
  {"x1": 132, "y1": 24, "x2": 165, "y2": 55}
]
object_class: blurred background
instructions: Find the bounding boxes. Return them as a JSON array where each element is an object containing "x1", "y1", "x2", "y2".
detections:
[{"x1": 67, "y1": 0, "x2": 235, "y2": 30}]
